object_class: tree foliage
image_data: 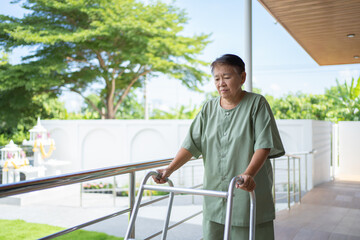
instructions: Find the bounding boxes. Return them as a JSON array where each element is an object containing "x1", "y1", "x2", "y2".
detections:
[
  {"x1": 0, "y1": 51, "x2": 68, "y2": 143},
  {"x1": 266, "y1": 92, "x2": 331, "y2": 120},
  {"x1": 82, "y1": 91, "x2": 145, "y2": 119},
  {"x1": 325, "y1": 76, "x2": 360, "y2": 121},
  {"x1": 0, "y1": 90, "x2": 69, "y2": 145},
  {"x1": 0, "y1": 51, "x2": 8, "y2": 65},
  {"x1": 151, "y1": 104, "x2": 201, "y2": 119},
  {"x1": 0, "y1": 0, "x2": 210, "y2": 119},
  {"x1": 263, "y1": 76, "x2": 360, "y2": 122}
]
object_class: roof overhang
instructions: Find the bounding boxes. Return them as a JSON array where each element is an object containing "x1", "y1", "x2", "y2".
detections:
[{"x1": 258, "y1": 0, "x2": 360, "y2": 66}]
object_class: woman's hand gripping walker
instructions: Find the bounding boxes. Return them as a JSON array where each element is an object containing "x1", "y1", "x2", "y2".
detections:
[
  {"x1": 125, "y1": 171, "x2": 256, "y2": 240},
  {"x1": 153, "y1": 169, "x2": 170, "y2": 184},
  {"x1": 236, "y1": 174, "x2": 256, "y2": 192}
]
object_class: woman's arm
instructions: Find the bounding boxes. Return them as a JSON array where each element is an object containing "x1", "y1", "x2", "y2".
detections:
[
  {"x1": 153, "y1": 147, "x2": 193, "y2": 184},
  {"x1": 237, "y1": 148, "x2": 270, "y2": 192}
]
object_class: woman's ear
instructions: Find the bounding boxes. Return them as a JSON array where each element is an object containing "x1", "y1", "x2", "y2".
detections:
[{"x1": 241, "y1": 72, "x2": 246, "y2": 85}]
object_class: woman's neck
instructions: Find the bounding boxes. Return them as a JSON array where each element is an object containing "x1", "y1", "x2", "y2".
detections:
[{"x1": 220, "y1": 90, "x2": 246, "y2": 110}]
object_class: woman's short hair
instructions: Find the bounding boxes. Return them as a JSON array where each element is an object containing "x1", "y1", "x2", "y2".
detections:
[{"x1": 210, "y1": 54, "x2": 245, "y2": 75}]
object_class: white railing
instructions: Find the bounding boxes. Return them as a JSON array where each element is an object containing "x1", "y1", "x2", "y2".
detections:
[
  {"x1": 272, "y1": 150, "x2": 316, "y2": 210},
  {"x1": 0, "y1": 150, "x2": 315, "y2": 239}
]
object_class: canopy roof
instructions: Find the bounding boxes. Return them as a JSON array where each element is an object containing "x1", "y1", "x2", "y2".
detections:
[{"x1": 258, "y1": 0, "x2": 360, "y2": 66}]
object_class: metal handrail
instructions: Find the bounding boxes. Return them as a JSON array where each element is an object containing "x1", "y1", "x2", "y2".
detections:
[
  {"x1": 0, "y1": 157, "x2": 182, "y2": 198},
  {"x1": 271, "y1": 150, "x2": 316, "y2": 210},
  {"x1": 0, "y1": 157, "x2": 202, "y2": 240},
  {"x1": 0, "y1": 150, "x2": 315, "y2": 239},
  {"x1": 286, "y1": 150, "x2": 317, "y2": 156}
]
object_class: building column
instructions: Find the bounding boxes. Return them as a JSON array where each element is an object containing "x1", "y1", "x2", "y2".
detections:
[{"x1": 244, "y1": 0, "x2": 253, "y2": 92}]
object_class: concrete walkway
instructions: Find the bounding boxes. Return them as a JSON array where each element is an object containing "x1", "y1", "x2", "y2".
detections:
[
  {"x1": 1, "y1": 180, "x2": 360, "y2": 239},
  {"x1": 0, "y1": 185, "x2": 203, "y2": 240},
  {"x1": 275, "y1": 180, "x2": 360, "y2": 240}
]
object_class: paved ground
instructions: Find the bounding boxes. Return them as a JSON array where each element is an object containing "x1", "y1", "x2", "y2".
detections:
[
  {"x1": 275, "y1": 180, "x2": 360, "y2": 240},
  {"x1": 0, "y1": 185, "x2": 204, "y2": 240},
  {"x1": 1, "y1": 180, "x2": 360, "y2": 239}
]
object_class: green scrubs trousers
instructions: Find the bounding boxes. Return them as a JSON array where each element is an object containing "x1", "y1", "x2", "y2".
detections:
[{"x1": 203, "y1": 219, "x2": 274, "y2": 240}]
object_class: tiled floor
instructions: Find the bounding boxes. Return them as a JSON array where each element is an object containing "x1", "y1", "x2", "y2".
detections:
[{"x1": 275, "y1": 180, "x2": 360, "y2": 240}]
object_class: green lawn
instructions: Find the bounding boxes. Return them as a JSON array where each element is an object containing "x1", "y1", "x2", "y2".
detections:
[{"x1": 0, "y1": 219, "x2": 123, "y2": 240}]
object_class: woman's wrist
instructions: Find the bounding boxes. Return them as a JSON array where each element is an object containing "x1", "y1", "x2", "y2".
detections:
[
  {"x1": 243, "y1": 172, "x2": 255, "y2": 178},
  {"x1": 165, "y1": 166, "x2": 174, "y2": 176}
]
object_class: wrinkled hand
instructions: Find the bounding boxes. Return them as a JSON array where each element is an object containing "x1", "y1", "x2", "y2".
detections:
[
  {"x1": 152, "y1": 168, "x2": 172, "y2": 184},
  {"x1": 236, "y1": 174, "x2": 256, "y2": 192}
]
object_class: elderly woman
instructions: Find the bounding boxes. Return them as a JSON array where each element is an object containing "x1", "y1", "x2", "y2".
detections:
[{"x1": 154, "y1": 54, "x2": 285, "y2": 239}]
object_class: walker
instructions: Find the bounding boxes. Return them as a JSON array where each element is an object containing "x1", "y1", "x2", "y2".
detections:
[{"x1": 124, "y1": 171, "x2": 256, "y2": 240}]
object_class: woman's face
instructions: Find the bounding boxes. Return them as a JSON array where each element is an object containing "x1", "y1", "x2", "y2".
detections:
[{"x1": 213, "y1": 64, "x2": 246, "y2": 99}]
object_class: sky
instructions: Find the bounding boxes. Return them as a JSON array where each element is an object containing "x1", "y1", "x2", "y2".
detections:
[{"x1": 1, "y1": 0, "x2": 360, "y2": 112}]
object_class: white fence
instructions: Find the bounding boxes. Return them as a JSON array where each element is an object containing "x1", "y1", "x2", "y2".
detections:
[
  {"x1": 276, "y1": 120, "x2": 332, "y2": 189},
  {"x1": 42, "y1": 120, "x2": 191, "y2": 171},
  {"x1": 41, "y1": 119, "x2": 333, "y2": 190},
  {"x1": 333, "y1": 121, "x2": 360, "y2": 180}
]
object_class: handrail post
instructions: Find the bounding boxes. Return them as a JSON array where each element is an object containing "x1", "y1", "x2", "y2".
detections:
[
  {"x1": 272, "y1": 158, "x2": 276, "y2": 207},
  {"x1": 80, "y1": 183, "x2": 83, "y2": 207},
  {"x1": 298, "y1": 157, "x2": 301, "y2": 203},
  {"x1": 293, "y1": 157, "x2": 296, "y2": 203},
  {"x1": 192, "y1": 165, "x2": 195, "y2": 204},
  {"x1": 305, "y1": 154, "x2": 308, "y2": 192},
  {"x1": 287, "y1": 156, "x2": 290, "y2": 210},
  {"x1": 113, "y1": 176, "x2": 116, "y2": 207},
  {"x1": 129, "y1": 172, "x2": 136, "y2": 239}
]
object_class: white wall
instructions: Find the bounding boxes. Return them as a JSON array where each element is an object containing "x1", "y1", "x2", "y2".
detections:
[
  {"x1": 42, "y1": 119, "x2": 332, "y2": 189},
  {"x1": 276, "y1": 120, "x2": 332, "y2": 189},
  {"x1": 312, "y1": 121, "x2": 332, "y2": 186},
  {"x1": 42, "y1": 120, "x2": 192, "y2": 173},
  {"x1": 335, "y1": 121, "x2": 360, "y2": 180}
]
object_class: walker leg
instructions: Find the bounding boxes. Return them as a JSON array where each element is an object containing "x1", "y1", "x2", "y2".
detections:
[
  {"x1": 224, "y1": 177, "x2": 256, "y2": 240},
  {"x1": 125, "y1": 171, "x2": 175, "y2": 240},
  {"x1": 249, "y1": 191, "x2": 256, "y2": 240},
  {"x1": 161, "y1": 184, "x2": 174, "y2": 240},
  {"x1": 124, "y1": 172, "x2": 151, "y2": 240},
  {"x1": 223, "y1": 177, "x2": 238, "y2": 240}
]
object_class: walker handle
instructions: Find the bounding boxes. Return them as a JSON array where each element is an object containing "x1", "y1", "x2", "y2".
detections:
[
  {"x1": 156, "y1": 171, "x2": 169, "y2": 182},
  {"x1": 237, "y1": 175, "x2": 244, "y2": 185}
]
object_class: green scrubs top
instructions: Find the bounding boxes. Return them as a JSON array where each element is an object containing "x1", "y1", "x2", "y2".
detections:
[{"x1": 182, "y1": 92, "x2": 285, "y2": 226}]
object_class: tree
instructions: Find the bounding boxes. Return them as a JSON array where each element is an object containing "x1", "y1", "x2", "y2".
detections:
[
  {"x1": 263, "y1": 77, "x2": 360, "y2": 122},
  {"x1": 0, "y1": 50, "x2": 64, "y2": 130},
  {"x1": 0, "y1": 51, "x2": 8, "y2": 65},
  {"x1": 81, "y1": 90, "x2": 145, "y2": 119},
  {"x1": 325, "y1": 76, "x2": 360, "y2": 121},
  {"x1": 0, "y1": 0, "x2": 210, "y2": 119},
  {"x1": 266, "y1": 92, "x2": 330, "y2": 120},
  {"x1": 0, "y1": 88, "x2": 69, "y2": 145},
  {"x1": 0, "y1": 50, "x2": 68, "y2": 142},
  {"x1": 151, "y1": 104, "x2": 201, "y2": 119}
]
